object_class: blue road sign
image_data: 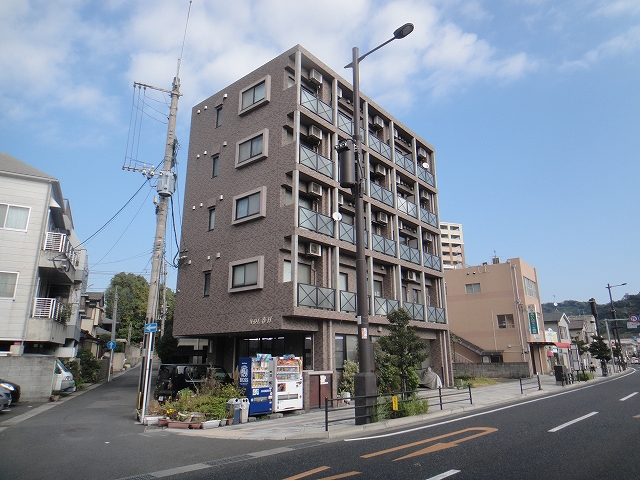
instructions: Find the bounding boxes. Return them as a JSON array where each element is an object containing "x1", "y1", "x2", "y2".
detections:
[
  {"x1": 107, "y1": 340, "x2": 116, "y2": 350},
  {"x1": 144, "y1": 323, "x2": 158, "y2": 333}
]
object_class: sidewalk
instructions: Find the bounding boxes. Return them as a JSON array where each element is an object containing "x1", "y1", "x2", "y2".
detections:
[{"x1": 157, "y1": 370, "x2": 626, "y2": 441}]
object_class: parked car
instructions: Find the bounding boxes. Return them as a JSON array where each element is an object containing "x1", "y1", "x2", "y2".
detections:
[
  {"x1": 153, "y1": 364, "x2": 232, "y2": 402},
  {"x1": 0, "y1": 387, "x2": 11, "y2": 412},
  {"x1": 52, "y1": 359, "x2": 75, "y2": 393},
  {"x1": 0, "y1": 379, "x2": 21, "y2": 403}
]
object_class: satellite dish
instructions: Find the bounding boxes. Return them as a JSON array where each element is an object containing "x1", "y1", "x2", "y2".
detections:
[
  {"x1": 332, "y1": 212, "x2": 343, "y2": 222},
  {"x1": 422, "y1": 162, "x2": 429, "y2": 169}
]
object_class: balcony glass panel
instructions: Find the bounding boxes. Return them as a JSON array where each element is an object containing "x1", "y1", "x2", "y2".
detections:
[
  {"x1": 299, "y1": 207, "x2": 334, "y2": 237},
  {"x1": 298, "y1": 283, "x2": 336, "y2": 310},
  {"x1": 423, "y1": 252, "x2": 442, "y2": 271},
  {"x1": 340, "y1": 291, "x2": 357, "y2": 313},
  {"x1": 420, "y1": 208, "x2": 438, "y2": 227},
  {"x1": 372, "y1": 233, "x2": 396, "y2": 257},
  {"x1": 374, "y1": 297, "x2": 400, "y2": 316},
  {"x1": 300, "y1": 87, "x2": 333, "y2": 123},
  {"x1": 400, "y1": 244, "x2": 421, "y2": 264},
  {"x1": 339, "y1": 222, "x2": 355, "y2": 244},
  {"x1": 427, "y1": 306, "x2": 446, "y2": 323},
  {"x1": 394, "y1": 149, "x2": 415, "y2": 174},
  {"x1": 368, "y1": 132, "x2": 392, "y2": 159},
  {"x1": 338, "y1": 112, "x2": 365, "y2": 138},
  {"x1": 396, "y1": 196, "x2": 418, "y2": 218},
  {"x1": 299, "y1": 145, "x2": 333, "y2": 178},
  {"x1": 417, "y1": 165, "x2": 435, "y2": 187},
  {"x1": 403, "y1": 301, "x2": 425, "y2": 321},
  {"x1": 369, "y1": 182, "x2": 394, "y2": 207}
]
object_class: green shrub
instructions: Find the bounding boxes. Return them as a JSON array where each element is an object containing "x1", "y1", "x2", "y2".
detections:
[
  {"x1": 339, "y1": 360, "x2": 359, "y2": 396},
  {"x1": 77, "y1": 348, "x2": 102, "y2": 383},
  {"x1": 160, "y1": 381, "x2": 246, "y2": 420}
]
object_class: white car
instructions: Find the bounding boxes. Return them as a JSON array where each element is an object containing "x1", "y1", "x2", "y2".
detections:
[
  {"x1": 0, "y1": 387, "x2": 11, "y2": 411},
  {"x1": 52, "y1": 359, "x2": 75, "y2": 393}
]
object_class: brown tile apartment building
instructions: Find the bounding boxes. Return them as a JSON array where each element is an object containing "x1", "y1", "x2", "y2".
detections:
[{"x1": 174, "y1": 45, "x2": 452, "y2": 387}]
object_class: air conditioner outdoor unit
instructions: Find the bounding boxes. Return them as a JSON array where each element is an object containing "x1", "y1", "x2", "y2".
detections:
[
  {"x1": 417, "y1": 147, "x2": 428, "y2": 159},
  {"x1": 374, "y1": 164, "x2": 387, "y2": 176},
  {"x1": 372, "y1": 116, "x2": 384, "y2": 130},
  {"x1": 309, "y1": 125, "x2": 323, "y2": 142},
  {"x1": 309, "y1": 182, "x2": 323, "y2": 197},
  {"x1": 398, "y1": 220, "x2": 405, "y2": 230},
  {"x1": 424, "y1": 232, "x2": 434, "y2": 242},
  {"x1": 309, "y1": 69, "x2": 323, "y2": 86},
  {"x1": 420, "y1": 190, "x2": 429, "y2": 200},
  {"x1": 307, "y1": 243, "x2": 322, "y2": 257},
  {"x1": 337, "y1": 194, "x2": 344, "y2": 205},
  {"x1": 336, "y1": 87, "x2": 343, "y2": 98},
  {"x1": 404, "y1": 271, "x2": 417, "y2": 282},
  {"x1": 375, "y1": 212, "x2": 388, "y2": 224},
  {"x1": 393, "y1": 129, "x2": 399, "y2": 138}
]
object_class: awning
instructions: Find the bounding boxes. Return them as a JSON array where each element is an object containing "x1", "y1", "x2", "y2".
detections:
[{"x1": 554, "y1": 342, "x2": 571, "y2": 348}]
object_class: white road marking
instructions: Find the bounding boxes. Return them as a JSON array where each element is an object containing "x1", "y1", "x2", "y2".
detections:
[
  {"x1": 426, "y1": 469, "x2": 461, "y2": 480},
  {"x1": 620, "y1": 392, "x2": 638, "y2": 401},
  {"x1": 548, "y1": 412, "x2": 598, "y2": 432}
]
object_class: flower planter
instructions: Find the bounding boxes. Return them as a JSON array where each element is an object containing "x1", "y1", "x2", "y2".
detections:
[
  {"x1": 219, "y1": 418, "x2": 227, "y2": 426},
  {"x1": 157, "y1": 418, "x2": 169, "y2": 427},
  {"x1": 202, "y1": 420, "x2": 221, "y2": 429},
  {"x1": 143, "y1": 415, "x2": 162, "y2": 426},
  {"x1": 188, "y1": 422, "x2": 202, "y2": 429},
  {"x1": 167, "y1": 421, "x2": 190, "y2": 429}
]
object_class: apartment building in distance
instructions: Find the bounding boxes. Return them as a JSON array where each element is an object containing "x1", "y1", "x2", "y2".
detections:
[
  {"x1": 444, "y1": 257, "x2": 551, "y2": 376},
  {"x1": 440, "y1": 222, "x2": 465, "y2": 269},
  {"x1": 0, "y1": 152, "x2": 88, "y2": 357},
  {"x1": 173, "y1": 45, "x2": 452, "y2": 387}
]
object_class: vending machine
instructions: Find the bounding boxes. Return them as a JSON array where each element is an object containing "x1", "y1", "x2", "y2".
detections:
[
  {"x1": 271, "y1": 355, "x2": 303, "y2": 412},
  {"x1": 238, "y1": 355, "x2": 273, "y2": 416}
]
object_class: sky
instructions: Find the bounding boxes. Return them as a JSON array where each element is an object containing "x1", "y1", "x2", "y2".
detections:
[{"x1": 1, "y1": 0, "x2": 638, "y2": 306}]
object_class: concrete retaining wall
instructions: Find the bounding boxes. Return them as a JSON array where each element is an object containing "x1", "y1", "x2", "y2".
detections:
[
  {"x1": 0, "y1": 355, "x2": 57, "y2": 401},
  {"x1": 453, "y1": 362, "x2": 530, "y2": 379}
]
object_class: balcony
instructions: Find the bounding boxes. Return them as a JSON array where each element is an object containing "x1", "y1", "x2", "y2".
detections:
[
  {"x1": 338, "y1": 112, "x2": 365, "y2": 138},
  {"x1": 33, "y1": 297, "x2": 65, "y2": 321},
  {"x1": 299, "y1": 145, "x2": 333, "y2": 178},
  {"x1": 423, "y1": 252, "x2": 442, "y2": 271},
  {"x1": 394, "y1": 149, "x2": 415, "y2": 175},
  {"x1": 396, "y1": 196, "x2": 418, "y2": 218},
  {"x1": 298, "y1": 283, "x2": 335, "y2": 310},
  {"x1": 369, "y1": 182, "x2": 394, "y2": 207},
  {"x1": 368, "y1": 132, "x2": 392, "y2": 159},
  {"x1": 400, "y1": 244, "x2": 421, "y2": 265},
  {"x1": 374, "y1": 297, "x2": 400, "y2": 316},
  {"x1": 300, "y1": 87, "x2": 333, "y2": 124},
  {"x1": 299, "y1": 207, "x2": 334, "y2": 237},
  {"x1": 427, "y1": 306, "x2": 446, "y2": 324},
  {"x1": 371, "y1": 233, "x2": 396, "y2": 257},
  {"x1": 340, "y1": 291, "x2": 357, "y2": 313},
  {"x1": 403, "y1": 301, "x2": 425, "y2": 321},
  {"x1": 417, "y1": 165, "x2": 435, "y2": 187},
  {"x1": 420, "y1": 208, "x2": 438, "y2": 228}
]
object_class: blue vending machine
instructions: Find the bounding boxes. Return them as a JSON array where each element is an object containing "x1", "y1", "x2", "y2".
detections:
[{"x1": 239, "y1": 355, "x2": 273, "y2": 416}]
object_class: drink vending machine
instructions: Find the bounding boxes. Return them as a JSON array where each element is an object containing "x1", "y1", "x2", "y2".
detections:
[
  {"x1": 271, "y1": 355, "x2": 303, "y2": 412},
  {"x1": 238, "y1": 355, "x2": 273, "y2": 416}
]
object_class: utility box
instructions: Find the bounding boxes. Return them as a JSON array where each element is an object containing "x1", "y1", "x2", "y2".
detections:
[
  {"x1": 226, "y1": 398, "x2": 241, "y2": 424},
  {"x1": 553, "y1": 365, "x2": 567, "y2": 385}
]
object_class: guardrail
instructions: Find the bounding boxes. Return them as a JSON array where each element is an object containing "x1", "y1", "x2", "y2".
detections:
[{"x1": 519, "y1": 374, "x2": 542, "y2": 394}]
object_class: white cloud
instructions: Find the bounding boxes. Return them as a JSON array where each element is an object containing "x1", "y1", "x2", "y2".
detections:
[
  {"x1": 560, "y1": 25, "x2": 640, "y2": 70},
  {"x1": 593, "y1": 0, "x2": 640, "y2": 17}
]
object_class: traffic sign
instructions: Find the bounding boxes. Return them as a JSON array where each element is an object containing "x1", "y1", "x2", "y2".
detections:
[
  {"x1": 629, "y1": 315, "x2": 638, "y2": 322},
  {"x1": 144, "y1": 323, "x2": 158, "y2": 333},
  {"x1": 107, "y1": 340, "x2": 116, "y2": 350}
]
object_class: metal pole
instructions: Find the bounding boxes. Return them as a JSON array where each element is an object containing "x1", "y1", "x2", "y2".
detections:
[{"x1": 108, "y1": 287, "x2": 118, "y2": 382}]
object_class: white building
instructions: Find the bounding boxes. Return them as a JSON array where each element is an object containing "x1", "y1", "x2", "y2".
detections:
[{"x1": 440, "y1": 222, "x2": 465, "y2": 269}]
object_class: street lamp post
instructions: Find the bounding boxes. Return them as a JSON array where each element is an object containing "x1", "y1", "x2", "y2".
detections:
[
  {"x1": 606, "y1": 282, "x2": 627, "y2": 370},
  {"x1": 343, "y1": 23, "x2": 414, "y2": 425}
]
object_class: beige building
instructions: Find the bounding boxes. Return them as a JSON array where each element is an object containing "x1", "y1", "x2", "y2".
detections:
[
  {"x1": 440, "y1": 222, "x2": 465, "y2": 269},
  {"x1": 445, "y1": 257, "x2": 550, "y2": 375}
]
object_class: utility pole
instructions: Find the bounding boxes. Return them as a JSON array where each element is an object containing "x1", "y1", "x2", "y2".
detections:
[{"x1": 108, "y1": 287, "x2": 118, "y2": 382}]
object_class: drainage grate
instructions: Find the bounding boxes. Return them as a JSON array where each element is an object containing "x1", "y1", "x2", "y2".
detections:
[
  {"x1": 288, "y1": 441, "x2": 325, "y2": 450},
  {"x1": 204, "y1": 454, "x2": 255, "y2": 467}
]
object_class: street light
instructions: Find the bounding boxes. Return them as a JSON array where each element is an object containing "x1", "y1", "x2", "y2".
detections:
[
  {"x1": 342, "y1": 22, "x2": 414, "y2": 425},
  {"x1": 606, "y1": 282, "x2": 627, "y2": 369}
]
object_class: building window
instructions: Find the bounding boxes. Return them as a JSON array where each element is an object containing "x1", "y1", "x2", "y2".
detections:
[
  {"x1": 338, "y1": 273, "x2": 347, "y2": 291},
  {"x1": 0, "y1": 204, "x2": 29, "y2": 231},
  {"x1": 212, "y1": 155, "x2": 219, "y2": 178},
  {"x1": 335, "y1": 334, "x2": 358, "y2": 370},
  {"x1": 215, "y1": 106, "x2": 223, "y2": 127},
  {"x1": 208, "y1": 208, "x2": 216, "y2": 230},
  {"x1": 0, "y1": 272, "x2": 18, "y2": 298},
  {"x1": 203, "y1": 272, "x2": 211, "y2": 297},
  {"x1": 228, "y1": 256, "x2": 264, "y2": 292},
  {"x1": 523, "y1": 276, "x2": 538, "y2": 299},
  {"x1": 283, "y1": 260, "x2": 311, "y2": 284},
  {"x1": 236, "y1": 129, "x2": 269, "y2": 167},
  {"x1": 373, "y1": 280, "x2": 383, "y2": 297},
  {"x1": 465, "y1": 283, "x2": 481, "y2": 294},
  {"x1": 238, "y1": 76, "x2": 271, "y2": 115},
  {"x1": 232, "y1": 187, "x2": 266, "y2": 225},
  {"x1": 497, "y1": 314, "x2": 515, "y2": 329}
]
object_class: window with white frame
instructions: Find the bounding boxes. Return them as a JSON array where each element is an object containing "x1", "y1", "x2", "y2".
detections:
[
  {"x1": 238, "y1": 76, "x2": 271, "y2": 115},
  {"x1": 0, "y1": 204, "x2": 30, "y2": 230},
  {"x1": 232, "y1": 187, "x2": 266, "y2": 225},
  {"x1": 497, "y1": 314, "x2": 515, "y2": 329},
  {"x1": 282, "y1": 260, "x2": 311, "y2": 284},
  {"x1": 228, "y1": 256, "x2": 264, "y2": 292},
  {"x1": 236, "y1": 129, "x2": 269, "y2": 167},
  {"x1": 523, "y1": 276, "x2": 538, "y2": 298},
  {"x1": 465, "y1": 283, "x2": 481, "y2": 294},
  {"x1": 0, "y1": 272, "x2": 18, "y2": 298}
]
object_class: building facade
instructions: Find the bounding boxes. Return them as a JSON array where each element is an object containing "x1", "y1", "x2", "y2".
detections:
[
  {"x1": 174, "y1": 45, "x2": 451, "y2": 386},
  {"x1": 0, "y1": 152, "x2": 88, "y2": 357},
  {"x1": 440, "y1": 222, "x2": 465, "y2": 269},
  {"x1": 444, "y1": 257, "x2": 550, "y2": 375}
]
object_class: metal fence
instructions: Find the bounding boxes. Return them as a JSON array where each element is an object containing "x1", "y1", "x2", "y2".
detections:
[{"x1": 519, "y1": 374, "x2": 542, "y2": 394}]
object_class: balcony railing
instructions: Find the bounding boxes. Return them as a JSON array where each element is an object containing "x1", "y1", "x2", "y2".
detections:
[
  {"x1": 374, "y1": 297, "x2": 400, "y2": 316},
  {"x1": 427, "y1": 306, "x2": 446, "y2": 324},
  {"x1": 300, "y1": 87, "x2": 333, "y2": 124},
  {"x1": 396, "y1": 196, "x2": 418, "y2": 218},
  {"x1": 340, "y1": 291, "x2": 357, "y2": 313},
  {"x1": 300, "y1": 145, "x2": 333, "y2": 178},
  {"x1": 394, "y1": 149, "x2": 415, "y2": 174},
  {"x1": 403, "y1": 301, "x2": 425, "y2": 321},
  {"x1": 339, "y1": 222, "x2": 355, "y2": 244},
  {"x1": 417, "y1": 165, "x2": 435, "y2": 187},
  {"x1": 33, "y1": 298, "x2": 65, "y2": 322},
  {"x1": 368, "y1": 132, "x2": 392, "y2": 159},
  {"x1": 299, "y1": 207, "x2": 334, "y2": 237},
  {"x1": 338, "y1": 112, "x2": 365, "y2": 138},
  {"x1": 369, "y1": 182, "x2": 394, "y2": 207},
  {"x1": 400, "y1": 244, "x2": 421, "y2": 264},
  {"x1": 423, "y1": 252, "x2": 442, "y2": 271},
  {"x1": 298, "y1": 283, "x2": 335, "y2": 310},
  {"x1": 44, "y1": 232, "x2": 79, "y2": 267},
  {"x1": 372, "y1": 233, "x2": 396, "y2": 257},
  {"x1": 420, "y1": 208, "x2": 438, "y2": 228}
]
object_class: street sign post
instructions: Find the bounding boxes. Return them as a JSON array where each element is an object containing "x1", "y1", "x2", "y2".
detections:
[
  {"x1": 107, "y1": 340, "x2": 116, "y2": 350},
  {"x1": 144, "y1": 323, "x2": 158, "y2": 333}
]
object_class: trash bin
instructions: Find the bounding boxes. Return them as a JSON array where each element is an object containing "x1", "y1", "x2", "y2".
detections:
[
  {"x1": 553, "y1": 365, "x2": 567, "y2": 384},
  {"x1": 226, "y1": 398, "x2": 241, "y2": 424},
  {"x1": 239, "y1": 398, "x2": 249, "y2": 423}
]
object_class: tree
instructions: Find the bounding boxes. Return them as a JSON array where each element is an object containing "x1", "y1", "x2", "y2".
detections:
[
  {"x1": 572, "y1": 336, "x2": 589, "y2": 356},
  {"x1": 376, "y1": 308, "x2": 428, "y2": 393},
  {"x1": 155, "y1": 316, "x2": 179, "y2": 364},
  {"x1": 588, "y1": 335, "x2": 612, "y2": 362},
  {"x1": 105, "y1": 273, "x2": 150, "y2": 345}
]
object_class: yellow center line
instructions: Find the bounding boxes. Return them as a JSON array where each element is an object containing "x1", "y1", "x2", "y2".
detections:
[
  {"x1": 318, "y1": 472, "x2": 360, "y2": 479},
  {"x1": 283, "y1": 466, "x2": 331, "y2": 480},
  {"x1": 634, "y1": 414, "x2": 640, "y2": 418}
]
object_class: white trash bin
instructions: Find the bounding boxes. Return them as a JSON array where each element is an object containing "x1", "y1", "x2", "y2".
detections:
[{"x1": 240, "y1": 397, "x2": 249, "y2": 423}]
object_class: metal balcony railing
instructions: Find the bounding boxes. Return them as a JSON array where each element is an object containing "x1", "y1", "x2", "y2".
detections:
[
  {"x1": 420, "y1": 208, "x2": 438, "y2": 228},
  {"x1": 427, "y1": 306, "x2": 446, "y2": 324},
  {"x1": 338, "y1": 112, "x2": 365, "y2": 138},
  {"x1": 417, "y1": 165, "x2": 435, "y2": 187},
  {"x1": 372, "y1": 233, "x2": 396, "y2": 257},
  {"x1": 369, "y1": 182, "x2": 394, "y2": 207},
  {"x1": 374, "y1": 297, "x2": 400, "y2": 316},
  {"x1": 340, "y1": 291, "x2": 357, "y2": 313},
  {"x1": 423, "y1": 252, "x2": 442, "y2": 271},
  {"x1": 299, "y1": 207, "x2": 334, "y2": 237},
  {"x1": 368, "y1": 132, "x2": 392, "y2": 159},
  {"x1": 394, "y1": 149, "x2": 415, "y2": 174},
  {"x1": 403, "y1": 301, "x2": 425, "y2": 321},
  {"x1": 299, "y1": 145, "x2": 333, "y2": 178},
  {"x1": 44, "y1": 232, "x2": 79, "y2": 267},
  {"x1": 298, "y1": 283, "x2": 335, "y2": 310},
  {"x1": 300, "y1": 87, "x2": 333, "y2": 124},
  {"x1": 33, "y1": 297, "x2": 64, "y2": 322},
  {"x1": 396, "y1": 196, "x2": 418, "y2": 218},
  {"x1": 400, "y1": 244, "x2": 421, "y2": 265}
]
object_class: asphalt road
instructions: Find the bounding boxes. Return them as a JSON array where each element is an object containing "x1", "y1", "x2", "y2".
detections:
[{"x1": 145, "y1": 368, "x2": 640, "y2": 480}]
